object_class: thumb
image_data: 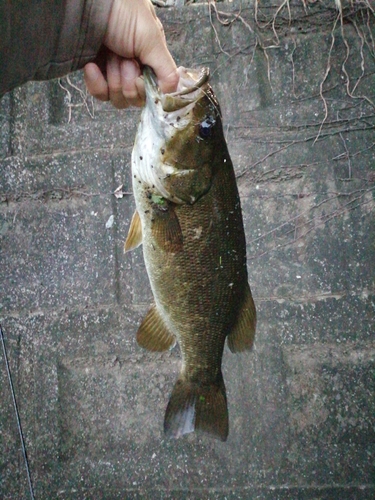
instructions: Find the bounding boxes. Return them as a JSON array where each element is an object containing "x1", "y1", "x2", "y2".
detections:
[
  {"x1": 139, "y1": 38, "x2": 179, "y2": 94},
  {"x1": 132, "y1": 10, "x2": 178, "y2": 94}
]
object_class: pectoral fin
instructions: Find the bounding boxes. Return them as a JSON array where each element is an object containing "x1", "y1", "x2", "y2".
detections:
[
  {"x1": 151, "y1": 205, "x2": 183, "y2": 253},
  {"x1": 137, "y1": 304, "x2": 176, "y2": 352},
  {"x1": 227, "y1": 284, "x2": 256, "y2": 353},
  {"x1": 124, "y1": 211, "x2": 142, "y2": 252}
]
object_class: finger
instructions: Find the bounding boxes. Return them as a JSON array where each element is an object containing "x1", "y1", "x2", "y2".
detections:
[
  {"x1": 120, "y1": 59, "x2": 145, "y2": 107},
  {"x1": 107, "y1": 53, "x2": 130, "y2": 109},
  {"x1": 151, "y1": 18, "x2": 179, "y2": 93},
  {"x1": 84, "y1": 63, "x2": 109, "y2": 101}
]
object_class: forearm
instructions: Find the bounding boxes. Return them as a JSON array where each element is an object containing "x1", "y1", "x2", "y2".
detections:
[{"x1": 0, "y1": 0, "x2": 113, "y2": 97}]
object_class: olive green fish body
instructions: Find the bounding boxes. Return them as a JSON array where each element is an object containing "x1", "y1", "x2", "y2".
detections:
[{"x1": 126, "y1": 67, "x2": 256, "y2": 440}]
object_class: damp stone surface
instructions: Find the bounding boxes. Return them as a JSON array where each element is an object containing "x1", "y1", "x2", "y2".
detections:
[{"x1": 1, "y1": 2, "x2": 374, "y2": 499}]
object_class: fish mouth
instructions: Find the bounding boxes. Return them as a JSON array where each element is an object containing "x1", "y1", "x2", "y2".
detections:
[{"x1": 143, "y1": 66, "x2": 210, "y2": 112}]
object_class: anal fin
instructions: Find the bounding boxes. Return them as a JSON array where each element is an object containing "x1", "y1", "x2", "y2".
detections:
[
  {"x1": 124, "y1": 210, "x2": 142, "y2": 253},
  {"x1": 137, "y1": 304, "x2": 176, "y2": 352},
  {"x1": 227, "y1": 283, "x2": 256, "y2": 353}
]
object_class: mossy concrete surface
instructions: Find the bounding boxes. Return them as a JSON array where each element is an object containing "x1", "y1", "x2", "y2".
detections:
[{"x1": 1, "y1": 2, "x2": 374, "y2": 499}]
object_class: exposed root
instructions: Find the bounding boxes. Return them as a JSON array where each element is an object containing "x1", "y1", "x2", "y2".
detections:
[
  {"x1": 313, "y1": 12, "x2": 340, "y2": 144},
  {"x1": 236, "y1": 142, "x2": 297, "y2": 178},
  {"x1": 338, "y1": 131, "x2": 352, "y2": 180},
  {"x1": 341, "y1": 12, "x2": 375, "y2": 109},
  {"x1": 207, "y1": 0, "x2": 375, "y2": 133},
  {"x1": 247, "y1": 187, "x2": 375, "y2": 260},
  {"x1": 271, "y1": 0, "x2": 292, "y2": 46},
  {"x1": 235, "y1": 113, "x2": 375, "y2": 181},
  {"x1": 208, "y1": 0, "x2": 231, "y2": 56},
  {"x1": 58, "y1": 76, "x2": 95, "y2": 123},
  {"x1": 290, "y1": 38, "x2": 300, "y2": 99},
  {"x1": 348, "y1": 19, "x2": 366, "y2": 94},
  {"x1": 332, "y1": 140, "x2": 375, "y2": 161}
]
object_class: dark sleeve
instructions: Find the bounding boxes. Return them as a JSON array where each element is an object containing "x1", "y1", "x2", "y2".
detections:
[{"x1": 0, "y1": 0, "x2": 114, "y2": 98}]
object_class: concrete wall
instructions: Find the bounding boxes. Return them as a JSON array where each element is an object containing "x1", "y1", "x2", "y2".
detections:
[{"x1": 1, "y1": 1, "x2": 374, "y2": 498}]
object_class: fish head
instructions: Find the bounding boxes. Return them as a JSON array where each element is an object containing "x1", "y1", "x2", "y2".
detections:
[{"x1": 133, "y1": 66, "x2": 223, "y2": 205}]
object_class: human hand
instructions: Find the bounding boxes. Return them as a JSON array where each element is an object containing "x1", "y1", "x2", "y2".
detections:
[{"x1": 84, "y1": 0, "x2": 178, "y2": 108}]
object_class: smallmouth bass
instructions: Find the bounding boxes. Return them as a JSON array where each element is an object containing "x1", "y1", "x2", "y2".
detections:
[{"x1": 125, "y1": 66, "x2": 256, "y2": 441}]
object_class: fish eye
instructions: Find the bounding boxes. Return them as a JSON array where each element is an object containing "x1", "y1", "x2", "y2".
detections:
[{"x1": 198, "y1": 115, "x2": 216, "y2": 139}]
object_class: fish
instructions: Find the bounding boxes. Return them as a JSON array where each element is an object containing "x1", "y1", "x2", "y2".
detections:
[{"x1": 125, "y1": 66, "x2": 256, "y2": 441}]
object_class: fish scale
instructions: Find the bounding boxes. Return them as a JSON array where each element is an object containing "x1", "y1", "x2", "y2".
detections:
[{"x1": 125, "y1": 66, "x2": 256, "y2": 440}]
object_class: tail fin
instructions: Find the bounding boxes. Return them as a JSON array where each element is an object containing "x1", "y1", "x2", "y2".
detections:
[{"x1": 164, "y1": 373, "x2": 228, "y2": 441}]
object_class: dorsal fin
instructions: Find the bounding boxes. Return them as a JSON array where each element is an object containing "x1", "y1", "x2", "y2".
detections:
[
  {"x1": 227, "y1": 284, "x2": 256, "y2": 353},
  {"x1": 137, "y1": 304, "x2": 176, "y2": 352},
  {"x1": 124, "y1": 210, "x2": 142, "y2": 253}
]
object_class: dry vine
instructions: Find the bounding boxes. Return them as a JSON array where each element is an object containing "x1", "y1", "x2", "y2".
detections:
[
  {"x1": 205, "y1": 0, "x2": 375, "y2": 259},
  {"x1": 247, "y1": 187, "x2": 375, "y2": 260},
  {"x1": 58, "y1": 75, "x2": 95, "y2": 123}
]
